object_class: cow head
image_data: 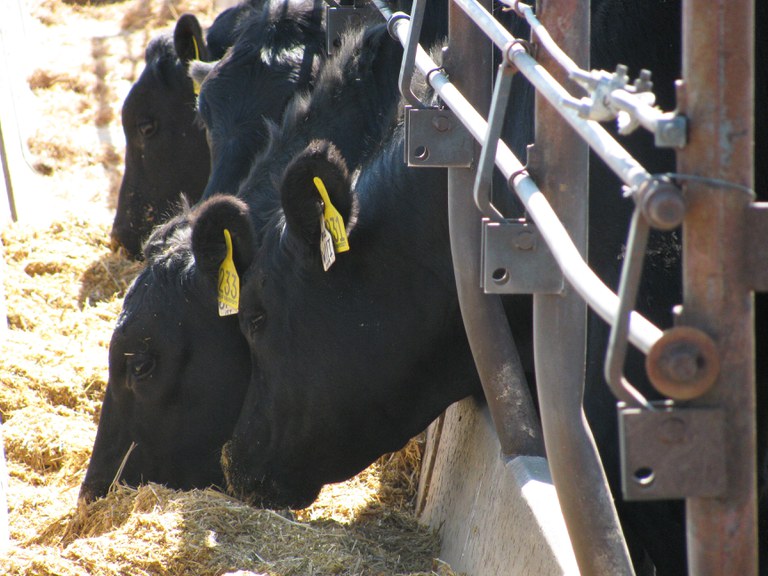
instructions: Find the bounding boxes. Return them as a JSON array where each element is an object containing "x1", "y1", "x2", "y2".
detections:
[
  {"x1": 111, "y1": 14, "x2": 216, "y2": 259},
  {"x1": 79, "y1": 205, "x2": 252, "y2": 503},
  {"x1": 193, "y1": 0, "x2": 326, "y2": 200},
  {"x1": 190, "y1": 138, "x2": 478, "y2": 509}
]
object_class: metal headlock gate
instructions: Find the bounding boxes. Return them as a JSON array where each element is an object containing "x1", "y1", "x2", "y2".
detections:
[{"x1": 335, "y1": 0, "x2": 757, "y2": 573}]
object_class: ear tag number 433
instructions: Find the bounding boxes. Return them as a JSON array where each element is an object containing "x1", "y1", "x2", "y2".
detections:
[
  {"x1": 314, "y1": 176, "x2": 349, "y2": 272},
  {"x1": 217, "y1": 229, "x2": 239, "y2": 316}
]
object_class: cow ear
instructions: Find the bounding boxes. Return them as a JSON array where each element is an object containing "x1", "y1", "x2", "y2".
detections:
[
  {"x1": 280, "y1": 140, "x2": 357, "y2": 252},
  {"x1": 191, "y1": 195, "x2": 254, "y2": 280},
  {"x1": 174, "y1": 13, "x2": 210, "y2": 64}
]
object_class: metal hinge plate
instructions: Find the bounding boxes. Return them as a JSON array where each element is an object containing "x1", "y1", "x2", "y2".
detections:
[
  {"x1": 404, "y1": 106, "x2": 474, "y2": 168},
  {"x1": 481, "y1": 219, "x2": 563, "y2": 294},
  {"x1": 619, "y1": 402, "x2": 726, "y2": 500}
]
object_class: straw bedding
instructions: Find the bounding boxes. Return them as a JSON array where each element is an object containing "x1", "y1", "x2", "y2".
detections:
[{"x1": 0, "y1": 1, "x2": 458, "y2": 574}]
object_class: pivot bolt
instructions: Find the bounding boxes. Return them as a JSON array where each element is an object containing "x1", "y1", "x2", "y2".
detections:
[{"x1": 646, "y1": 326, "x2": 719, "y2": 401}]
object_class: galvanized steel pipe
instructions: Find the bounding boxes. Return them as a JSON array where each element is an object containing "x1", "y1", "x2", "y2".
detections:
[{"x1": 443, "y1": 0, "x2": 545, "y2": 459}]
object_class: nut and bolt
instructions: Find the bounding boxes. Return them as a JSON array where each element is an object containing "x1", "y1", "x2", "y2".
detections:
[
  {"x1": 514, "y1": 230, "x2": 535, "y2": 251},
  {"x1": 432, "y1": 115, "x2": 451, "y2": 132},
  {"x1": 639, "y1": 178, "x2": 685, "y2": 231}
]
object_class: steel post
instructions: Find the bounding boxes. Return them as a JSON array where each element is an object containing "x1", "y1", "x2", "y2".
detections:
[
  {"x1": 677, "y1": 0, "x2": 757, "y2": 573},
  {"x1": 444, "y1": 2, "x2": 544, "y2": 458},
  {"x1": 531, "y1": 0, "x2": 634, "y2": 573}
]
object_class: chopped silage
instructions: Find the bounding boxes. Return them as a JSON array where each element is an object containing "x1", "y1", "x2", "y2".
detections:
[{"x1": 0, "y1": 1, "x2": 458, "y2": 574}]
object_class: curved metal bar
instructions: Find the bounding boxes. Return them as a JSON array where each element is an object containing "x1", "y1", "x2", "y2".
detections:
[
  {"x1": 397, "y1": 0, "x2": 427, "y2": 108},
  {"x1": 604, "y1": 207, "x2": 656, "y2": 409},
  {"x1": 444, "y1": 0, "x2": 545, "y2": 459}
]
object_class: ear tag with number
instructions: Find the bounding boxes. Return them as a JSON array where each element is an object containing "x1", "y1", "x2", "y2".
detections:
[
  {"x1": 217, "y1": 229, "x2": 239, "y2": 316},
  {"x1": 313, "y1": 176, "x2": 350, "y2": 254},
  {"x1": 319, "y1": 213, "x2": 336, "y2": 271}
]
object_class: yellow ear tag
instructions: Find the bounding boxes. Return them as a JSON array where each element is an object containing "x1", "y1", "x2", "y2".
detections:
[
  {"x1": 217, "y1": 229, "x2": 239, "y2": 316},
  {"x1": 192, "y1": 35, "x2": 201, "y2": 61},
  {"x1": 191, "y1": 36, "x2": 202, "y2": 95},
  {"x1": 313, "y1": 176, "x2": 350, "y2": 254}
]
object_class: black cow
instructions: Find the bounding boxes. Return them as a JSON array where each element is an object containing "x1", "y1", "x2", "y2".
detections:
[
  {"x1": 79, "y1": 23, "x2": 405, "y2": 504},
  {"x1": 78, "y1": 215, "x2": 254, "y2": 503},
  {"x1": 110, "y1": 2, "x2": 263, "y2": 258},
  {"x1": 189, "y1": 0, "x2": 455, "y2": 202},
  {"x1": 195, "y1": 131, "x2": 470, "y2": 510},
  {"x1": 190, "y1": 4, "x2": 767, "y2": 576}
]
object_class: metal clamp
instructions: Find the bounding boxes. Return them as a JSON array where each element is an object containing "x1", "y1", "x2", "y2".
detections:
[{"x1": 567, "y1": 65, "x2": 634, "y2": 123}]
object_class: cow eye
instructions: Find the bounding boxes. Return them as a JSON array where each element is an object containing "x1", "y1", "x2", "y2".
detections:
[
  {"x1": 137, "y1": 120, "x2": 157, "y2": 138},
  {"x1": 126, "y1": 353, "x2": 156, "y2": 381}
]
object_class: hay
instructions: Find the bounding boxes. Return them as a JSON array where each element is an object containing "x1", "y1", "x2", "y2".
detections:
[
  {"x1": 0, "y1": 1, "x2": 461, "y2": 574},
  {"x1": 2, "y1": 484, "x2": 443, "y2": 576}
]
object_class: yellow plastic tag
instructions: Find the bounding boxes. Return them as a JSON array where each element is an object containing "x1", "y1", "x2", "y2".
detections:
[
  {"x1": 192, "y1": 36, "x2": 200, "y2": 61},
  {"x1": 217, "y1": 229, "x2": 239, "y2": 316},
  {"x1": 191, "y1": 37, "x2": 202, "y2": 94},
  {"x1": 313, "y1": 176, "x2": 350, "y2": 253}
]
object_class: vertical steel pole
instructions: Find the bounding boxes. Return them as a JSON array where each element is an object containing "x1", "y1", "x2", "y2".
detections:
[
  {"x1": 444, "y1": 3, "x2": 544, "y2": 458},
  {"x1": 677, "y1": 0, "x2": 757, "y2": 573},
  {"x1": 530, "y1": 0, "x2": 634, "y2": 573}
]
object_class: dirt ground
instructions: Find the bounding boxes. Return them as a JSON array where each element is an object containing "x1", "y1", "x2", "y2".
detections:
[{"x1": 0, "y1": 1, "x2": 452, "y2": 574}]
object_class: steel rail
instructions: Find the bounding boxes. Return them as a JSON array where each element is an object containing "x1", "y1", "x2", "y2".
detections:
[
  {"x1": 452, "y1": 0, "x2": 651, "y2": 192},
  {"x1": 505, "y1": 0, "x2": 681, "y2": 146},
  {"x1": 505, "y1": 1, "x2": 582, "y2": 79},
  {"x1": 527, "y1": 0, "x2": 634, "y2": 571},
  {"x1": 383, "y1": 8, "x2": 663, "y2": 353}
]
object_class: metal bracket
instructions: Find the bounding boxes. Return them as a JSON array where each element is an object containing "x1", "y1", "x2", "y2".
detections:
[
  {"x1": 404, "y1": 106, "x2": 474, "y2": 167},
  {"x1": 654, "y1": 115, "x2": 687, "y2": 148},
  {"x1": 481, "y1": 219, "x2": 563, "y2": 294},
  {"x1": 619, "y1": 401, "x2": 726, "y2": 500},
  {"x1": 325, "y1": 3, "x2": 374, "y2": 55}
]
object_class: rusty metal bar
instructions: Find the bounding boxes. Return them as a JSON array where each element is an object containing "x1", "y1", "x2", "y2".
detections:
[
  {"x1": 530, "y1": 0, "x2": 634, "y2": 573},
  {"x1": 677, "y1": 0, "x2": 757, "y2": 573},
  {"x1": 444, "y1": 2, "x2": 545, "y2": 458}
]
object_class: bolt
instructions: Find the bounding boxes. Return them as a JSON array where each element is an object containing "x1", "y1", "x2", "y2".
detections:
[
  {"x1": 659, "y1": 417, "x2": 687, "y2": 445},
  {"x1": 640, "y1": 179, "x2": 685, "y2": 231},
  {"x1": 647, "y1": 326, "x2": 719, "y2": 401},
  {"x1": 514, "y1": 230, "x2": 535, "y2": 251},
  {"x1": 660, "y1": 345, "x2": 700, "y2": 383},
  {"x1": 661, "y1": 122, "x2": 681, "y2": 141},
  {"x1": 432, "y1": 115, "x2": 451, "y2": 132}
]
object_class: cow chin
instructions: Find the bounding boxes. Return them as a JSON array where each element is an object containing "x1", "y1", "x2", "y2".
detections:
[{"x1": 220, "y1": 439, "x2": 319, "y2": 510}]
